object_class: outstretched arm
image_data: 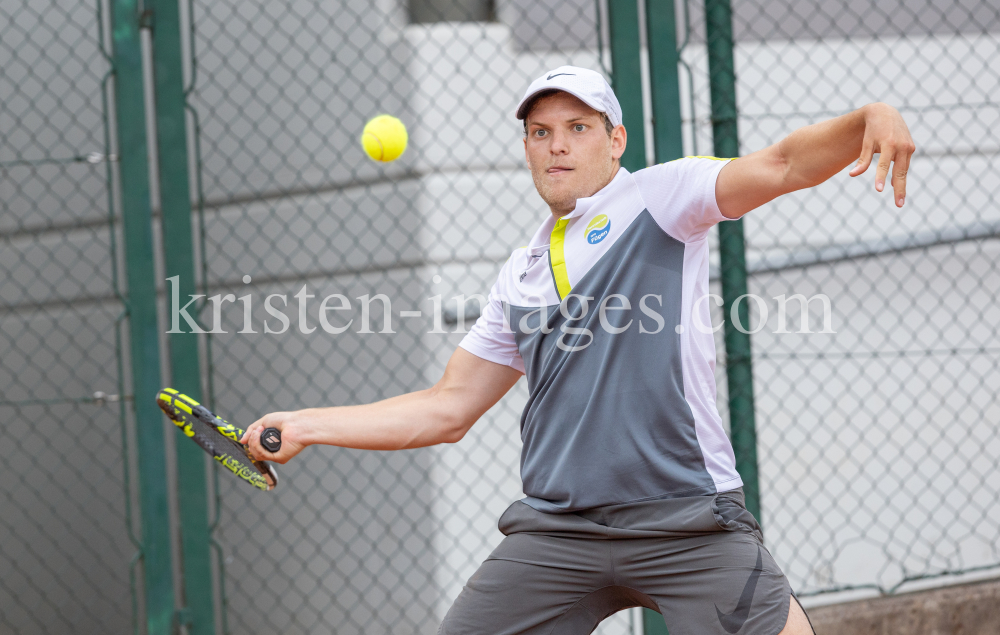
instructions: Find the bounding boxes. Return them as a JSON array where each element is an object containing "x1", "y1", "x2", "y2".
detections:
[
  {"x1": 716, "y1": 102, "x2": 916, "y2": 219},
  {"x1": 240, "y1": 347, "x2": 522, "y2": 463}
]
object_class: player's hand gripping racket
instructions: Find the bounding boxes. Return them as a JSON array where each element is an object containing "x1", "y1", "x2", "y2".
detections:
[{"x1": 156, "y1": 388, "x2": 282, "y2": 491}]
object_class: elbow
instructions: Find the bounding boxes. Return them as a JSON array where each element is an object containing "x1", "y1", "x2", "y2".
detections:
[
  {"x1": 775, "y1": 132, "x2": 823, "y2": 193},
  {"x1": 438, "y1": 411, "x2": 473, "y2": 444},
  {"x1": 396, "y1": 414, "x2": 468, "y2": 450},
  {"x1": 424, "y1": 383, "x2": 473, "y2": 445},
  {"x1": 774, "y1": 138, "x2": 798, "y2": 189},
  {"x1": 439, "y1": 430, "x2": 466, "y2": 445}
]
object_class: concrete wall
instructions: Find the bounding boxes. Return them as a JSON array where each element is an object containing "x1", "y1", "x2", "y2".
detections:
[{"x1": 809, "y1": 578, "x2": 1000, "y2": 635}]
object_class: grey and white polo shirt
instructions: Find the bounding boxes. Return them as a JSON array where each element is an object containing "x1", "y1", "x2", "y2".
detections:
[{"x1": 459, "y1": 157, "x2": 743, "y2": 513}]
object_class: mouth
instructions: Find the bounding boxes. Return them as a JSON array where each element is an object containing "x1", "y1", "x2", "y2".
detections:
[{"x1": 546, "y1": 166, "x2": 573, "y2": 175}]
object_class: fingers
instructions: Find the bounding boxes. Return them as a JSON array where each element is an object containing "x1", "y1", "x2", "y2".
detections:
[
  {"x1": 852, "y1": 104, "x2": 915, "y2": 206},
  {"x1": 874, "y1": 145, "x2": 894, "y2": 193},
  {"x1": 246, "y1": 426, "x2": 263, "y2": 461},
  {"x1": 249, "y1": 425, "x2": 290, "y2": 463},
  {"x1": 241, "y1": 411, "x2": 302, "y2": 464},
  {"x1": 240, "y1": 418, "x2": 262, "y2": 444},
  {"x1": 242, "y1": 414, "x2": 274, "y2": 461},
  {"x1": 891, "y1": 148, "x2": 911, "y2": 207},
  {"x1": 243, "y1": 413, "x2": 291, "y2": 462},
  {"x1": 849, "y1": 136, "x2": 875, "y2": 177}
]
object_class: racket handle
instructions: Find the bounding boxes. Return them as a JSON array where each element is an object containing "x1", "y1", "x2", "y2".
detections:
[{"x1": 260, "y1": 428, "x2": 282, "y2": 453}]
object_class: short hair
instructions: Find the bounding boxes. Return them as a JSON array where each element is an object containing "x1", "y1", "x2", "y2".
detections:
[{"x1": 521, "y1": 90, "x2": 616, "y2": 138}]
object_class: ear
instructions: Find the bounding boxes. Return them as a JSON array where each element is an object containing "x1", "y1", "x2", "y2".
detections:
[
  {"x1": 523, "y1": 136, "x2": 531, "y2": 168},
  {"x1": 611, "y1": 125, "x2": 626, "y2": 160}
]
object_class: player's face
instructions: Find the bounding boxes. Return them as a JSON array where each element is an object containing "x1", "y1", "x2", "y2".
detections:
[{"x1": 523, "y1": 92, "x2": 626, "y2": 217}]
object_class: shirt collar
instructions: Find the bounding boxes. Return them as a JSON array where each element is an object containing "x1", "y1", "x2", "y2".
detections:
[{"x1": 526, "y1": 166, "x2": 630, "y2": 252}]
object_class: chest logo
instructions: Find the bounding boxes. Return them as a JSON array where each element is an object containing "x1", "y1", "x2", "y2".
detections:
[{"x1": 585, "y1": 214, "x2": 610, "y2": 244}]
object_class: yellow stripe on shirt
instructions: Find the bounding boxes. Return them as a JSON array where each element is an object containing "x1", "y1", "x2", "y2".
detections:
[{"x1": 549, "y1": 217, "x2": 572, "y2": 300}]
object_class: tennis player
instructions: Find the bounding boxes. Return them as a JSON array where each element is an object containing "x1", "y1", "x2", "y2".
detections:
[{"x1": 243, "y1": 66, "x2": 914, "y2": 634}]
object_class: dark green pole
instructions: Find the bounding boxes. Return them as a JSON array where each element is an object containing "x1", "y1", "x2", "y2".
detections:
[
  {"x1": 148, "y1": 0, "x2": 216, "y2": 632},
  {"x1": 704, "y1": 0, "x2": 761, "y2": 523},
  {"x1": 110, "y1": 1, "x2": 174, "y2": 633},
  {"x1": 645, "y1": 0, "x2": 683, "y2": 163},
  {"x1": 642, "y1": 4, "x2": 682, "y2": 633},
  {"x1": 607, "y1": 0, "x2": 647, "y2": 172}
]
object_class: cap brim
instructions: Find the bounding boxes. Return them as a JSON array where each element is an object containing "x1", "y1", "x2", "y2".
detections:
[{"x1": 516, "y1": 87, "x2": 608, "y2": 121}]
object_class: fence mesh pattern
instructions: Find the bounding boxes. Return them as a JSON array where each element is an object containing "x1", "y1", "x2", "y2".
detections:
[
  {"x1": 2, "y1": 0, "x2": 999, "y2": 633},
  {"x1": 186, "y1": 1, "x2": 635, "y2": 633},
  {"x1": 681, "y1": 0, "x2": 1000, "y2": 597},
  {"x1": 0, "y1": 1, "x2": 136, "y2": 633}
]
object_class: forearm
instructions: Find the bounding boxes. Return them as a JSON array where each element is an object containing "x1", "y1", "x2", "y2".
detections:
[
  {"x1": 776, "y1": 105, "x2": 870, "y2": 191},
  {"x1": 290, "y1": 386, "x2": 466, "y2": 451},
  {"x1": 242, "y1": 347, "x2": 523, "y2": 463},
  {"x1": 716, "y1": 101, "x2": 914, "y2": 218}
]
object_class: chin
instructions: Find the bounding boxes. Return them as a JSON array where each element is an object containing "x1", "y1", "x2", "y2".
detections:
[
  {"x1": 545, "y1": 181, "x2": 576, "y2": 199},
  {"x1": 540, "y1": 190, "x2": 574, "y2": 210},
  {"x1": 535, "y1": 176, "x2": 580, "y2": 210}
]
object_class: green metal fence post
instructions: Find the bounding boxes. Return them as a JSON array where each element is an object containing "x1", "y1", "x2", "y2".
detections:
[
  {"x1": 607, "y1": 0, "x2": 647, "y2": 172},
  {"x1": 704, "y1": 0, "x2": 761, "y2": 524},
  {"x1": 109, "y1": 1, "x2": 175, "y2": 632},
  {"x1": 148, "y1": 0, "x2": 216, "y2": 632},
  {"x1": 646, "y1": 0, "x2": 683, "y2": 163},
  {"x1": 642, "y1": 3, "x2": 682, "y2": 633}
]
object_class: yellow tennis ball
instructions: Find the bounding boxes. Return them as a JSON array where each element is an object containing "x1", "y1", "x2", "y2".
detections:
[{"x1": 361, "y1": 115, "x2": 408, "y2": 162}]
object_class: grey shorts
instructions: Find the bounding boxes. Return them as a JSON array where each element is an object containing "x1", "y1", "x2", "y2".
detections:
[{"x1": 440, "y1": 489, "x2": 793, "y2": 635}]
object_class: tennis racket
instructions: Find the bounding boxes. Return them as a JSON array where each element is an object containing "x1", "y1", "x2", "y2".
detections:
[{"x1": 156, "y1": 388, "x2": 282, "y2": 491}]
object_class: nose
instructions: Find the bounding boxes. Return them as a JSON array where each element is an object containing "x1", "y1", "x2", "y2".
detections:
[{"x1": 549, "y1": 128, "x2": 570, "y2": 155}]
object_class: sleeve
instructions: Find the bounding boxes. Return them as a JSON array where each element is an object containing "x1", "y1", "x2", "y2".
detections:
[
  {"x1": 457, "y1": 257, "x2": 525, "y2": 374},
  {"x1": 631, "y1": 156, "x2": 734, "y2": 243}
]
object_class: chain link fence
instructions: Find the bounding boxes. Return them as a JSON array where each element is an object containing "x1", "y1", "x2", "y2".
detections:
[
  {"x1": 191, "y1": 0, "x2": 1000, "y2": 628},
  {"x1": 185, "y1": 1, "x2": 636, "y2": 633},
  {"x1": 2, "y1": 0, "x2": 999, "y2": 633},
  {"x1": 681, "y1": 0, "x2": 1000, "y2": 599},
  {"x1": 0, "y1": 0, "x2": 138, "y2": 633}
]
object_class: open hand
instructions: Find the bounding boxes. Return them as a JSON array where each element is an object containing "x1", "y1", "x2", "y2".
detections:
[{"x1": 848, "y1": 102, "x2": 916, "y2": 207}]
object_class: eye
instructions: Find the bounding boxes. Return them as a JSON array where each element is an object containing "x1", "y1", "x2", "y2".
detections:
[
  {"x1": 534, "y1": 129, "x2": 548, "y2": 138},
  {"x1": 574, "y1": 124, "x2": 586, "y2": 132}
]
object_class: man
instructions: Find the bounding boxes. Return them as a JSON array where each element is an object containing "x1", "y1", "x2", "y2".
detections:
[{"x1": 242, "y1": 66, "x2": 914, "y2": 634}]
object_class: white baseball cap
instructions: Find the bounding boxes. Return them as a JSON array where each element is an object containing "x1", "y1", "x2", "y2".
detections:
[{"x1": 515, "y1": 65, "x2": 623, "y2": 127}]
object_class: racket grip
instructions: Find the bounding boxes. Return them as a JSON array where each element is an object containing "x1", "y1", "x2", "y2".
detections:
[{"x1": 260, "y1": 428, "x2": 282, "y2": 453}]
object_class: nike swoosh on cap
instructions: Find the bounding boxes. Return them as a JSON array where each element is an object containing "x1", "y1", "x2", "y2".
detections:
[
  {"x1": 546, "y1": 73, "x2": 575, "y2": 80},
  {"x1": 715, "y1": 546, "x2": 763, "y2": 633}
]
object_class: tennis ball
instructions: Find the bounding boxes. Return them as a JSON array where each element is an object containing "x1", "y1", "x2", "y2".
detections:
[{"x1": 361, "y1": 114, "x2": 408, "y2": 162}]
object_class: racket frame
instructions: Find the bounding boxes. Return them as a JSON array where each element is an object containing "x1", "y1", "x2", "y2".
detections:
[{"x1": 157, "y1": 388, "x2": 277, "y2": 491}]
